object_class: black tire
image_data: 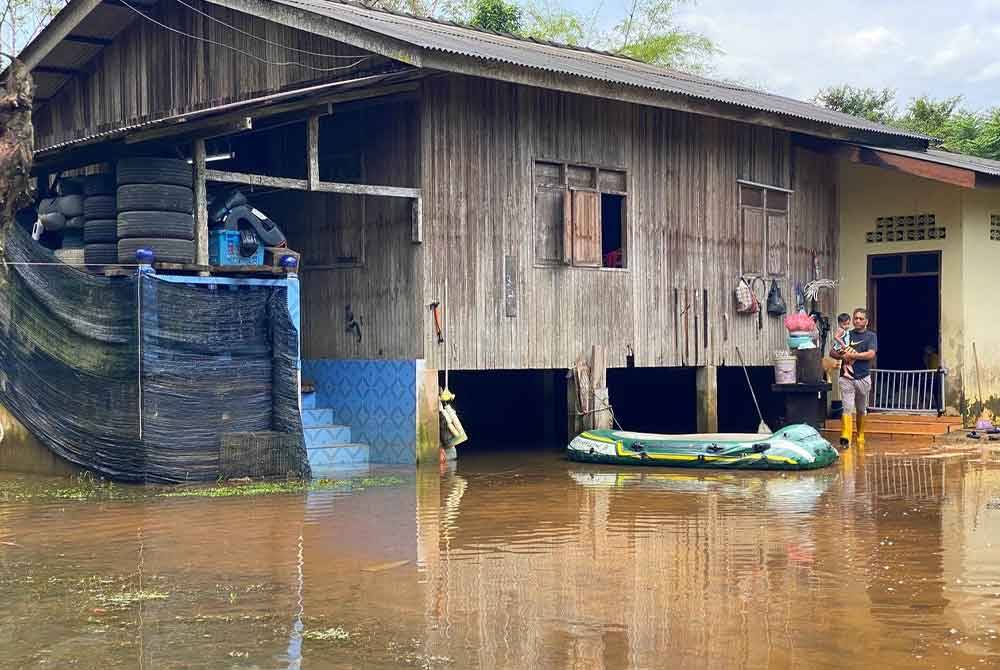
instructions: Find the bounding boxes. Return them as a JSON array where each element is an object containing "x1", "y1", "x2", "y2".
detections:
[
  {"x1": 117, "y1": 184, "x2": 193, "y2": 214},
  {"x1": 84, "y1": 243, "x2": 118, "y2": 265},
  {"x1": 84, "y1": 219, "x2": 117, "y2": 243},
  {"x1": 118, "y1": 238, "x2": 195, "y2": 265},
  {"x1": 117, "y1": 211, "x2": 195, "y2": 240},
  {"x1": 56, "y1": 194, "x2": 84, "y2": 218},
  {"x1": 83, "y1": 195, "x2": 116, "y2": 220},
  {"x1": 82, "y1": 174, "x2": 116, "y2": 197},
  {"x1": 40, "y1": 211, "x2": 66, "y2": 231},
  {"x1": 117, "y1": 158, "x2": 192, "y2": 187}
]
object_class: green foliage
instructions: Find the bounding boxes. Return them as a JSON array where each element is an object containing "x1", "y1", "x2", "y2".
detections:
[
  {"x1": 1, "y1": 0, "x2": 65, "y2": 54},
  {"x1": 523, "y1": 1, "x2": 586, "y2": 45},
  {"x1": 469, "y1": 0, "x2": 523, "y2": 34},
  {"x1": 613, "y1": 0, "x2": 718, "y2": 71},
  {"x1": 813, "y1": 85, "x2": 897, "y2": 124},
  {"x1": 816, "y1": 84, "x2": 1000, "y2": 161}
]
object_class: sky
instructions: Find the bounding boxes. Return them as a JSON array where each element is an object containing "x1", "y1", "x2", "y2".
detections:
[{"x1": 574, "y1": 0, "x2": 1000, "y2": 111}]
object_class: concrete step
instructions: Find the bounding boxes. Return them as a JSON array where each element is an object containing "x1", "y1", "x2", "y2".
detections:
[
  {"x1": 304, "y1": 424, "x2": 352, "y2": 448},
  {"x1": 864, "y1": 413, "x2": 962, "y2": 425},
  {"x1": 820, "y1": 429, "x2": 937, "y2": 445},
  {"x1": 302, "y1": 408, "x2": 334, "y2": 427},
  {"x1": 307, "y1": 443, "x2": 370, "y2": 469},
  {"x1": 824, "y1": 419, "x2": 951, "y2": 435}
]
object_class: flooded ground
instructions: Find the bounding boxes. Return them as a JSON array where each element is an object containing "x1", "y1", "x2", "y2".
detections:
[{"x1": 2, "y1": 445, "x2": 999, "y2": 669}]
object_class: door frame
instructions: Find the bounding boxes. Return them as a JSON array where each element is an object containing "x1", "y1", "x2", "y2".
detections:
[{"x1": 866, "y1": 251, "x2": 942, "y2": 362}]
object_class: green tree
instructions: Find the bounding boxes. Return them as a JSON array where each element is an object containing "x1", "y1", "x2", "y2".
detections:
[
  {"x1": 613, "y1": 0, "x2": 718, "y2": 71},
  {"x1": 469, "y1": 0, "x2": 522, "y2": 34},
  {"x1": 813, "y1": 85, "x2": 897, "y2": 124},
  {"x1": 1, "y1": 0, "x2": 65, "y2": 55},
  {"x1": 523, "y1": 1, "x2": 586, "y2": 45},
  {"x1": 897, "y1": 95, "x2": 961, "y2": 138}
]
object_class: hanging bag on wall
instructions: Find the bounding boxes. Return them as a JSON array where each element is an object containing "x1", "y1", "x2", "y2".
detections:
[
  {"x1": 735, "y1": 277, "x2": 758, "y2": 314},
  {"x1": 766, "y1": 280, "x2": 787, "y2": 316}
]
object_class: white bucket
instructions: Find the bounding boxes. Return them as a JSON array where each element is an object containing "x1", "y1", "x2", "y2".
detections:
[{"x1": 774, "y1": 353, "x2": 797, "y2": 384}]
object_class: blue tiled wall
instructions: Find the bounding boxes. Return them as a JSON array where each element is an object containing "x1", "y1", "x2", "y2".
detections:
[{"x1": 301, "y1": 359, "x2": 418, "y2": 465}]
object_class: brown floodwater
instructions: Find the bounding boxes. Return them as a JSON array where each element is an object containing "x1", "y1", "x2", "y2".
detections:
[{"x1": 2, "y1": 444, "x2": 1000, "y2": 669}]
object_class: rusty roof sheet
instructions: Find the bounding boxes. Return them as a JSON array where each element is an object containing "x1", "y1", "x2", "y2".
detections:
[
  {"x1": 862, "y1": 145, "x2": 1000, "y2": 178},
  {"x1": 267, "y1": 0, "x2": 928, "y2": 142}
]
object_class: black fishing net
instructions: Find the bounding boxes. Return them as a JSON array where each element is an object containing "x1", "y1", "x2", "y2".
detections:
[{"x1": 0, "y1": 223, "x2": 308, "y2": 482}]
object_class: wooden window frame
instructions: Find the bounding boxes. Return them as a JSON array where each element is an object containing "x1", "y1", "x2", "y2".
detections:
[
  {"x1": 737, "y1": 179, "x2": 792, "y2": 278},
  {"x1": 532, "y1": 159, "x2": 629, "y2": 271}
]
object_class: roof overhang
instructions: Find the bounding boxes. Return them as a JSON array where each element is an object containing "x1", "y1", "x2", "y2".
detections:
[
  {"x1": 32, "y1": 69, "x2": 422, "y2": 172},
  {"x1": 11, "y1": 0, "x2": 147, "y2": 103},
  {"x1": 837, "y1": 144, "x2": 1000, "y2": 190}
]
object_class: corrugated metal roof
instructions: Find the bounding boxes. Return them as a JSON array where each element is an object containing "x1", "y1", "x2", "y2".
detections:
[
  {"x1": 264, "y1": 0, "x2": 929, "y2": 142},
  {"x1": 34, "y1": 70, "x2": 415, "y2": 155},
  {"x1": 862, "y1": 145, "x2": 1000, "y2": 178}
]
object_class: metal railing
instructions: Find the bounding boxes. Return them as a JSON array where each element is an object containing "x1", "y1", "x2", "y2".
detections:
[{"x1": 868, "y1": 368, "x2": 946, "y2": 415}]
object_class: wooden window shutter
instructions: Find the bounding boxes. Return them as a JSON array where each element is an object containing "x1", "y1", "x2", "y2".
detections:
[
  {"x1": 766, "y1": 211, "x2": 788, "y2": 276},
  {"x1": 562, "y1": 189, "x2": 573, "y2": 265},
  {"x1": 534, "y1": 187, "x2": 565, "y2": 264},
  {"x1": 740, "y1": 206, "x2": 764, "y2": 275},
  {"x1": 571, "y1": 190, "x2": 601, "y2": 267}
]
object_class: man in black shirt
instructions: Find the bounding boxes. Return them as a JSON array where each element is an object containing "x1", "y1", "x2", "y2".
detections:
[{"x1": 831, "y1": 308, "x2": 878, "y2": 448}]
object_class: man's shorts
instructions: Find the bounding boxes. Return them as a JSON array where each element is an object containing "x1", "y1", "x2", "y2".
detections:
[{"x1": 839, "y1": 376, "x2": 872, "y2": 415}]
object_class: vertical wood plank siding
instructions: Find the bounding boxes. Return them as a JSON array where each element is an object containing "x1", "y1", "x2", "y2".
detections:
[
  {"x1": 33, "y1": 0, "x2": 381, "y2": 149},
  {"x1": 260, "y1": 102, "x2": 423, "y2": 360},
  {"x1": 421, "y1": 75, "x2": 838, "y2": 371}
]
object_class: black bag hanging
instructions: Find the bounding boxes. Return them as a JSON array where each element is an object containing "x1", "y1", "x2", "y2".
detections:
[{"x1": 766, "y1": 279, "x2": 787, "y2": 316}]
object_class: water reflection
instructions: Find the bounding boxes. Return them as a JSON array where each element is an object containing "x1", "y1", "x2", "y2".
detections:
[{"x1": 1, "y1": 450, "x2": 998, "y2": 668}]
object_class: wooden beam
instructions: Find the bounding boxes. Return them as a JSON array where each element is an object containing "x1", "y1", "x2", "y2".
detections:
[
  {"x1": 311, "y1": 181, "x2": 421, "y2": 199},
  {"x1": 33, "y1": 65, "x2": 81, "y2": 76},
  {"x1": 205, "y1": 169, "x2": 309, "y2": 190},
  {"x1": 837, "y1": 145, "x2": 977, "y2": 189},
  {"x1": 193, "y1": 140, "x2": 209, "y2": 272},
  {"x1": 125, "y1": 116, "x2": 252, "y2": 144},
  {"x1": 20, "y1": 0, "x2": 104, "y2": 70},
  {"x1": 204, "y1": 168, "x2": 422, "y2": 199},
  {"x1": 307, "y1": 113, "x2": 320, "y2": 191},
  {"x1": 64, "y1": 34, "x2": 113, "y2": 46}
]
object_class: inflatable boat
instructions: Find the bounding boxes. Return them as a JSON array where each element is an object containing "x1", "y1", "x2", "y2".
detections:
[{"x1": 567, "y1": 424, "x2": 837, "y2": 470}]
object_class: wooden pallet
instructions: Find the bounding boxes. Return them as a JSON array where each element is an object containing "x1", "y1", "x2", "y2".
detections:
[{"x1": 101, "y1": 263, "x2": 293, "y2": 278}]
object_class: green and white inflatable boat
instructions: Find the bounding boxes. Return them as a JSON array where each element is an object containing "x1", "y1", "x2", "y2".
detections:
[{"x1": 567, "y1": 424, "x2": 838, "y2": 470}]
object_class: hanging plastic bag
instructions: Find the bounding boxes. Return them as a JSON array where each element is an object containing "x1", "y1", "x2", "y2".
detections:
[
  {"x1": 766, "y1": 279, "x2": 786, "y2": 316},
  {"x1": 794, "y1": 282, "x2": 806, "y2": 313},
  {"x1": 735, "y1": 277, "x2": 758, "y2": 314}
]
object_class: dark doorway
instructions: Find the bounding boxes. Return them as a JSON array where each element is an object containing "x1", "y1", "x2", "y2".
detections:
[
  {"x1": 606, "y1": 367, "x2": 697, "y2": 434},
  {"x1": 868, "y1": 252, "x2": 941, "y2": 370}
]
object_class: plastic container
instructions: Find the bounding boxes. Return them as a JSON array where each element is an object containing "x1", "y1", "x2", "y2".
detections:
[
  {"x1": 209, "y1": 229, "x2": 264, "y2": 266},
  {"x1": 774, "y1": 352, "x2": 797, "y2": 385}
]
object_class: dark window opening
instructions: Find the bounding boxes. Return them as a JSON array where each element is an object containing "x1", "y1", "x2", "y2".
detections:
[
  {"x1": 870, "y1": 254, "x2": 904, "y2": 276},
  {"x1": 601, "y1": 193, "x2": 625, "y2": 268},
  {"x1": 533, "y1": 161, "x2": 627, "y2": 268}
]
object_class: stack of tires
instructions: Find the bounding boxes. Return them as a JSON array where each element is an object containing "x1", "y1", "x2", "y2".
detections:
[
  {"x1": 116, "y1": 158, "x2": 196, "y2": 265},
  {"x1": 82, "y1": 173, "x2": 118, "y2": 267},
  {"x1": 40, "y1": 179, "x2": 86, "y2": 265}
]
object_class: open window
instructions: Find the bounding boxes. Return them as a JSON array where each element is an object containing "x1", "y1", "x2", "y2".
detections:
[
  {"x1": 534, "y1": 161, "x2": 627, "y2": 268},
  {"x1": 739, "y1": 182, "x2": 790, "y2": 277}
]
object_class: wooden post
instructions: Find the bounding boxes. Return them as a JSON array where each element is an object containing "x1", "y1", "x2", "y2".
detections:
[
  {"x1": 696, "y1": 365, "x2": 719, "y2": 433},
  {"x1": 193, "y1": 139, "x2": 209, "y2": 274},
  {"x1": 591, "y1": 345, "x2": 612, "y2": 430},
  {"x1": 307, "y1": 113, "x2": 320, "y2": 191}
]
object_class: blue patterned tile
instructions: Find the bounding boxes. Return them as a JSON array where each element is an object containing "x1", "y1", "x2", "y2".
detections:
[
  {"x1": 307, "y1": 443, "x2": 369, "y2": 468},
  {"x1": 302, "y1": 359, "x2": 418, "y2": 465},
  {"x1": 302, "y1": 408, "x2": 334, "y2": 427},
  {"x1": 304, "y1": 424, "x2": 352, "y2": 448}
]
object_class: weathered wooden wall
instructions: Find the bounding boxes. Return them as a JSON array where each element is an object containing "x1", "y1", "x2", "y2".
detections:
[
  {"x1": 33, "y1": 0, "x2": 383, "y2": 150},
  {"x1": 256, "y1": 101, "x2": 422, "y2": 360},
  {"x1": 421, "y1": 75, "x2": 838, "y2": 371}
]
